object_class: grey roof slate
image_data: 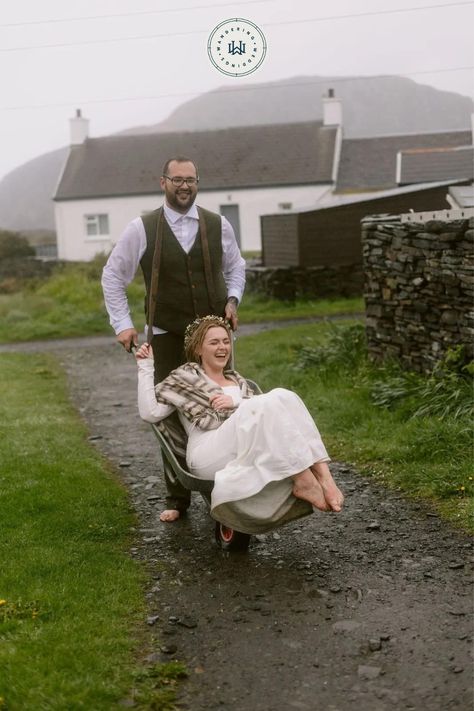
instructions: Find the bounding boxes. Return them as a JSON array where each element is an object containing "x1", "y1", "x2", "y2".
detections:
[
  {"x1": 399, "y1": 145, "x2": 473, "y2": 184},
  {"x1": 336, "y1": 130, "x2": 472, "y2": 191},
  {"x1": 54, "y1": 122, "x2": 337, "y2": 200}
]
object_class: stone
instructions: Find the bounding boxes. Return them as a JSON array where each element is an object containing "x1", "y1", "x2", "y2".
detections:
[
  {"x1": 358, "y1": 665, "x2": 381, "y2": 680},
  {"x1": 333, "y1": 620, "x2": 361, "y2": 634},
  {"x1": 369, "y1": 638, "x2": 382, "y2": 651},
  {"x1": 145, "y1": 652, "x2": 161, "y2": 663},
  {"x1": 366, "y1": 522, "x2": 381, "y2": 531},
  {"x1": 424, "y1": 221, "x2": 445, "y2": 234},
  {"x1": 146, "y1": 615, "x2": 159, "y2": 625},
  {"x1": 160, "y1": 644, "x2": 178, "y2": 655},
  {"x1": 177, "y1": 616, "x2": 198, "y2": 629}
]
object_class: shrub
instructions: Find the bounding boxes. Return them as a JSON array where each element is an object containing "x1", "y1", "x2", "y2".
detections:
[
  {"x1": 0, "y1": 230, "x2": 35, "y2": 259},
  {"x1": 294, "y1": 322, "x2": 367, "y2": 372},
  {"x1": 295, "y1": 324, "x2": 473, "y2": 423},
  {"x1": 371, "y1": 346, "x2": 473, "y2": 421}
]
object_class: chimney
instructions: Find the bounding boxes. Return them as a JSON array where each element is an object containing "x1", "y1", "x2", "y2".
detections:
[
  {"x1": 323, "y1": 88, "x2": 343, "y2": 127},
  {"x1": 69, "y1": 108, "x2": 89, "y2": 145}
]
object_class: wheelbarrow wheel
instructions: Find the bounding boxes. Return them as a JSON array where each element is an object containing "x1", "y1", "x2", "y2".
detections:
[{"x1": 215, "y1": 522, "x2": 251, "y2": 552}]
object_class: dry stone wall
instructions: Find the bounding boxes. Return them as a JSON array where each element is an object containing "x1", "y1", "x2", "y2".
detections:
[
  {"x1": 362, "y1": 214, "x2": 474, "y2": 372},
  {"x1": 245, "y1": 264, "x2": 364, "y2": 301}
]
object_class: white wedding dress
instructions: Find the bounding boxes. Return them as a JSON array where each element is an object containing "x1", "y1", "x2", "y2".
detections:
[{"x1": 137, "y1": 359, "x2": 330, "y2": 533}]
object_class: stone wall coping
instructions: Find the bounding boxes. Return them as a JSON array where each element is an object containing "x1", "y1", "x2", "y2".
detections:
[{"x1": 400, "y1": 208, "x2": 474, "y2": 223}]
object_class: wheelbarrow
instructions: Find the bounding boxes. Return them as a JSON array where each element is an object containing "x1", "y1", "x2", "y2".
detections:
[{"x1": 150, "y1": 377, "x2": 263, "y2": 553}]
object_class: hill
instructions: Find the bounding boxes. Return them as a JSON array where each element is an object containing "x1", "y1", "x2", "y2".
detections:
[
  {"x1": 120, "y1": 75, "x2": 473, "y2": 137},
  {"x1": 0, "y1": 147, "x2": 68, "y2": 232}
]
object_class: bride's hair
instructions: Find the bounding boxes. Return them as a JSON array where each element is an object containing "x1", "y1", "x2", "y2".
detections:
[{"x1": 184, "y1": 315, "x2": 231, "y2": 363}]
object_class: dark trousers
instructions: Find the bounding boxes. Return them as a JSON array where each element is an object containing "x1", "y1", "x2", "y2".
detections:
[{"x1": 151, "y1": 332, "x2": 191, "y2": 512}]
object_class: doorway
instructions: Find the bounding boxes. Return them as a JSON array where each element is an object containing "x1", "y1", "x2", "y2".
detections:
[{"x1": 219, "y1": 204, "x2": 241, "y2": 247}]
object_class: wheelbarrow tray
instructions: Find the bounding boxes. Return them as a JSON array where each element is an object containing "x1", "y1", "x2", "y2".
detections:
[{"x1": 150, "y1": 420, "x2": 213, "y2": 502}]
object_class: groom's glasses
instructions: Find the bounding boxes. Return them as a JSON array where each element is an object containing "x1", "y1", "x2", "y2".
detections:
[{"x1": 163, "y1": 175, "x2": 199, "y2": 187}]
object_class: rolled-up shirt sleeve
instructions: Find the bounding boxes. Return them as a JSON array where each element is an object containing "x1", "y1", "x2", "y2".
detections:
[
  {"x1": 137, "y1": 359, "x2": 175, "y2": 423},
  {"x1": 101, "y1": 219, "x2": 146, "y2": 334},
  {"x1": 221, "y1": 216, "x2": 246, "y2": 303}
]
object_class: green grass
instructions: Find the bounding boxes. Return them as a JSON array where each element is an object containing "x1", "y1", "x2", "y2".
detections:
[
  {"x1": 235, "y1": 322, "x2": 473, "y2": 532},
  {"x1": 0, "y1": 354, "x2": 184, "y2": 710},
  {"x1": 0, "y1": 260, "x2": 144, "y2": 343},
  {"x1": 239, "y1": 292, "x2": 363, "y2": 323},
  {"x1": 0, "y1": 258, "x2": 362, "y2": 344}
]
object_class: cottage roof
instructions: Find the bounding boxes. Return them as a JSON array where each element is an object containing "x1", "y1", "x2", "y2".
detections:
[
  {"x1": 54, "y1": 121, "x2": 337, "y2": 201},
  {"x1": 336, "y1": 130, "x2": 472, "y2": 192},
  {"x1": 399, "y1": 145, "x2": 473, "y2": 184}
]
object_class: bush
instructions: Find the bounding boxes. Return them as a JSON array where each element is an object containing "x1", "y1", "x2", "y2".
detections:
[
  {"x1": 295, "y1": 325, "x2": 473, "y2": 423},
  {"x1": 294, "y1": 322, "x2": 367, "y2": 372},
  {"x1": 371, "y1": 346, "x2": 473, "y2": 421},
  {"x1": 0, "y1": 230, "x2": 35, "y2": 259}
]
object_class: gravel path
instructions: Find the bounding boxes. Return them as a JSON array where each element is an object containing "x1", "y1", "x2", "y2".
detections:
[{"x1": 4, "y1": 328, "x2": 472, "y2": 710}]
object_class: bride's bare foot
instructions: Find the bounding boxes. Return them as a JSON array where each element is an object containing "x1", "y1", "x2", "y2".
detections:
[
  {"x1": 292, "y1": 469, "x2": 330, "y2": 512},
  {"x1": 311, "y1": 462, "x2": 344, "y2": 512},
  {"x1": 160, "y1": 509, "x2": 180, "y2": 522}
]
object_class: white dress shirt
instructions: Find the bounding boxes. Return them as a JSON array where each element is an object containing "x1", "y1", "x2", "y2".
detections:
[{"x1": 102, "y1": 202, "x2": 246, "y2": 335}]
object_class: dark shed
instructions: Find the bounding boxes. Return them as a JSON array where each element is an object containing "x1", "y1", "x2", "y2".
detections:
[{"x1": 261, "y1": 181, "x2": 468, "y2": 267}]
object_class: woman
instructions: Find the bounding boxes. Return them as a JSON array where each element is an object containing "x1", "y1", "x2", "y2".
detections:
[{"x1": 136, "y1": 315, "x2": 344, "y2": 529}]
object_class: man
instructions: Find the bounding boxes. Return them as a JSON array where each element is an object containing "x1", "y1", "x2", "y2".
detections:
[{"x1": 102, "y1": 156, "x2": 246, "y2": 522}]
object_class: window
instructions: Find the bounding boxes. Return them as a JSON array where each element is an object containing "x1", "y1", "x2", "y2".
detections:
[{"x1": 85, "y1": 214, "x2": 109, "y2": 237}]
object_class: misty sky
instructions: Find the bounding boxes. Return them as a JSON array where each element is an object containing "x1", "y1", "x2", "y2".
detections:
[{"x1": 1, "y1": 0, "x2": 473, "y2": 181}]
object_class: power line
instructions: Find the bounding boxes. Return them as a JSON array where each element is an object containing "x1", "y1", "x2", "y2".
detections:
[
  {"x1": 268, "y1": 0, "x2": 474, "y2": 28},
  {"x1": 1, "y1": 66, "x2": 472, "y2": 112},
  {"x1": 1, "y1": 1, "x2": 472, "y2": 53},
  {"x1": 0, "y1": 0, "x2": 272, "y2": 28}
]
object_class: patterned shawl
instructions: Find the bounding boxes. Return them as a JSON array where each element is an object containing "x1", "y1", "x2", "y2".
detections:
[{"x1": 154, "y1": 362, "x2": 255, "y2": 457}]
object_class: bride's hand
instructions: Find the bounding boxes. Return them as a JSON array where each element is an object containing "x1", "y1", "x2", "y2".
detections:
[
  {"x1": 209, "y1": 393, "x2": 234, "y2": 411},
  {"x1": 135, "y1": 343, "x2": 152, "y2": 360}
]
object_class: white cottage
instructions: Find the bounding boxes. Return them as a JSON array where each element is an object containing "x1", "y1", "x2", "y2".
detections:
[{"x1": 53, "y1": 96, "x2": 343, "y2": 260}]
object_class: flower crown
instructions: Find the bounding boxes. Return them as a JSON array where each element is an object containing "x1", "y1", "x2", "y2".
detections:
[{"x1": 184, "y1": 315, "x2": 229, "y2": 348}]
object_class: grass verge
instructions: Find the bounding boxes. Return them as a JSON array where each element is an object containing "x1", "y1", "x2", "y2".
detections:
[
  {"x1": 239, "y1": 293, "x2": 363, "y2": 323},
  {"x1": 0, "y1": 354, "x2": 184, "y2": 710},
  {"x1": 0, "y1": 257, "x2": 362, "y2": 343},
  {"x1": 235, "y1": 322, "x2": 473, "y2": 532}
]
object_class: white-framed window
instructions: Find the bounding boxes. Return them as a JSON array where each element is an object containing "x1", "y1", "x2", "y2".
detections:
[{"x1": 85, "y1": 214, "x2": 109, "y2": 237}]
